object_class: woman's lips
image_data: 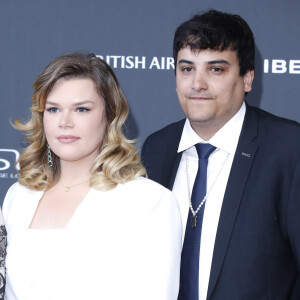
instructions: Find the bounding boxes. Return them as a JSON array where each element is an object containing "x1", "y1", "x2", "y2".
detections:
[{"x1": 57, "y1": 135, "x2": 80, "y2": 143}]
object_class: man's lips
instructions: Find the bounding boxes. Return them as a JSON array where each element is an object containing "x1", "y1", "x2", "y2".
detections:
[
  {"x1": 57, "y1": 135, "x2": 80, "y2": 143},
  {"x1": 187, "y1": 93, "x2": 215, "y2": 101},
  {"x1": 189, "y1": 96, "x2": 212, "y2": 100}
]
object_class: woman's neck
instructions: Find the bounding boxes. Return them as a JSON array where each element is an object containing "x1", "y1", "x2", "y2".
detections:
[{"x1": 59, "y1": 157, "x2": 94, "y2": 185}]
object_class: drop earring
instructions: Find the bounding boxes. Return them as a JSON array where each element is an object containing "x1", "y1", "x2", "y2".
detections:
[{"x1": 47, "y1": 144, "x2": 53, "y2": 167}]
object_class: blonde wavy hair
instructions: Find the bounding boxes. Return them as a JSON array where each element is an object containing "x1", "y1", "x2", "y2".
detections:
[{"x1": 15, "y1": 53, "x2": 146, "y2": 191}]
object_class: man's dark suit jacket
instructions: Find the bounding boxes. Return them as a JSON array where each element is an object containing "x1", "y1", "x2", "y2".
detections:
[{"x1": 142, "y1": 104, "x2": 300, "y2": 300}]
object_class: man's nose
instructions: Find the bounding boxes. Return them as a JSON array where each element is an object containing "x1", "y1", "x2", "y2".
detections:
[{"x1": 192, "y1": 70, "x2": 208, "y2": 91}]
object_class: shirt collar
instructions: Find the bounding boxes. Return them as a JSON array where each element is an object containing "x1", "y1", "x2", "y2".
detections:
[{"x1": 178, "y1": 102, "x2": 246, "y2": 155}]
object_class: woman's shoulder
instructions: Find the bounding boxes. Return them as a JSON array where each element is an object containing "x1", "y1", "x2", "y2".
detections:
[
  {"x1": 113, "y1": 177, "x2": 182, "y2": 240},
  {"x1": 3, "y1": 182, "x2": 42, "y2": 220},
  {"x1": 120, "y1": 177, "x2": 172, "y2": 196},
  {"x1": 111, "y1": 177, "x2": 179, "y2": 212},
  {"x1": 4, "y1": 182, "x2": 38, "y2": 200},
  {"x1": 3, "y1": 182, "x2": 24, "y2": 209}
]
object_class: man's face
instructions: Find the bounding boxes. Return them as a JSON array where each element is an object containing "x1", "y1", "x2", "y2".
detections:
[{"x1": 176, "y1": 47, "x2": 254, "y2": 139}]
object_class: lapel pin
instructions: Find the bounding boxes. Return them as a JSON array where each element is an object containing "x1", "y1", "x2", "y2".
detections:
[{"x1": 241, "y1": 152, "x2": 251, "y2": 158}]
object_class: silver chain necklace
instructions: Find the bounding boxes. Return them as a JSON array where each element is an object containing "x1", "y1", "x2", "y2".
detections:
[
  {"x1": 60, "y1": 179, "x2": 89, "y2": 192},
  {"x1": 185, "y1": 150, "x2": 229, "y2": 227}
]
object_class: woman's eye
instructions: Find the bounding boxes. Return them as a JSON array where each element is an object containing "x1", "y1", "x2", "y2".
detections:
[
  {"x1": 46, "y1": 107, "x2": 59, "y2": 113},
  {"x1": 76, "y1": 107, "x2": 90, "y2": 113}
]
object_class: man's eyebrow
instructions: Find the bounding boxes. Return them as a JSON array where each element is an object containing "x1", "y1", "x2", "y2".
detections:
[
  {"x1": 177, "y1": 59, "x2": 231, "y2": 65},
  {"x1": 207, "y1": 59, "x2": 230, "y2": 65},
  {"x1": 178, "y1": 59, "x2": 194, "y2": 65}
]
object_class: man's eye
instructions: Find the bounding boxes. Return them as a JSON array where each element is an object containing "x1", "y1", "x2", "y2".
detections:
[
  {"x1": 182, "y1": 67, "x2": 193, "y2": 72},
  {"x1": 211, "y1": 67, "x2": 224, "y2": 73}
]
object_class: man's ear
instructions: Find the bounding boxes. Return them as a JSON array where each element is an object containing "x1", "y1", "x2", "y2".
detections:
[{"x1": 243, "y1": 70, "x2": 254, "y2": 92}]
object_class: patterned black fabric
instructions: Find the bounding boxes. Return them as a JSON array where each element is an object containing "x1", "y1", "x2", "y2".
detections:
[{"x1": 0, "y1": 225, "x2": 7, "y2": 299}]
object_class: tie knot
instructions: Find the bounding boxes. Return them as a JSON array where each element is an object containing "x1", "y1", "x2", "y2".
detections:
[{"x1": 195, "y1": 143, "x2": 216, "y2": 159}]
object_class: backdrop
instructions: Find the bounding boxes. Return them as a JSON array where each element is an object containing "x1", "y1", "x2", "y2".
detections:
[{"x1": 0, "y1": 0, "x2": 299, "y2": 204}]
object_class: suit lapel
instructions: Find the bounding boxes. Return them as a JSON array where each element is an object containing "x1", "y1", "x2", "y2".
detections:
[
  {"x1": 166, "y1": 151, "x2": 183, "y2": 190},
  {"x1": 162, "y1": 120, "x2": 185, "y2": 190},
  {"x1": 207, "y1": 106, "x2": 259, "y2": 299}
]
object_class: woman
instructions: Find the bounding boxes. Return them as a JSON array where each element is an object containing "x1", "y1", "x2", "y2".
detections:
[{"x1": 3, "y1": 53, "x2": 182, "y2": 300}]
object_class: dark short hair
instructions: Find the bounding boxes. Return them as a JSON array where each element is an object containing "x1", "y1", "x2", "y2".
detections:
[{"x1": 173, "y1": 9, "x2": 255, "y2": 75}]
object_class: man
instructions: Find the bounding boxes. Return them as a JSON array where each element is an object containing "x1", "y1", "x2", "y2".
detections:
[{"x1": 142, "y1": 9, "x2": 300, "y2": 300}]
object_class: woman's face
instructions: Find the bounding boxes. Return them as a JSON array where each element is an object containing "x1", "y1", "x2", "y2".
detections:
[{"x1": 43, "y1": 77, "x2": 106, "y2": 166}]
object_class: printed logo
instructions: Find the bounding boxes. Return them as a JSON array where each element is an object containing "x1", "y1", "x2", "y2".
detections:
[
  {"x1": 97, "y1": 55, "x2": 175, "y2": 70},
  {"x1": 0, "y1": 149, "x2": 20, "y2": 179},
  {"x1": 264, "y1": 59, "x2": 300, "y2": 74}
]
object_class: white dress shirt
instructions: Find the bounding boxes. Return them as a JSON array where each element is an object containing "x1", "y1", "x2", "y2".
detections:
[
  {"x1": 172, "y1": 102, "x2": 246, "y2": 300},
  {"x1": 3, "y1": 177, "x2": 182, "y2": 300}
]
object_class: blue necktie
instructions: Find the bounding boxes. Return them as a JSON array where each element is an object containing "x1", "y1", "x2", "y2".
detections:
[{"x1": 178, "y1": 143, "x2": 216, "y2": 300}]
